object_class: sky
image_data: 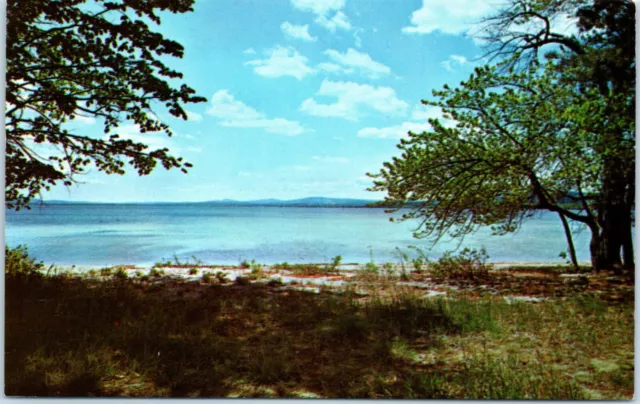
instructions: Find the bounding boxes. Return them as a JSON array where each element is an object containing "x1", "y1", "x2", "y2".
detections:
[{"x1": 44, "y1": 0, "x2": 503, "y2": 203}]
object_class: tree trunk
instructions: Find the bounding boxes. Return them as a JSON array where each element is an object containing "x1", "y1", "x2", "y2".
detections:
[{"x1": 558, "y1": 211, "x2": 579, "y2": 269}]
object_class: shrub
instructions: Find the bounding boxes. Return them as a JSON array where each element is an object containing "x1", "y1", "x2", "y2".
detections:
[
  {"x1": 429, "y1": 248, "x2": 492, "y2": 280},
  {"x1": 149, "y1": 268, "x2": 164, "y2": 278},
  {"x1": 100, "y1": 268, "x2": 113, "y2": 277},
  {"x1": 5, "y1": 245, "x2": 44, "y2": 276},
  {"x1": 235, "y1": 276, "x2": 251, "y2": 286},
  {"x1": 215, "y1": 271, "x2": 229, "y2": 284},
  {"x1": 201, "y1": 272, "x2": 211, "y2": 283},
  {"x1": 330, "y1": 255, "x2": 342, "y2": 271},
  {"x1": 114, "y1": 267, "x2": 128, "y2": 280},
  {"x1": 188, "y1": 268, "x2": 199, "y2": 276},
  {"x1": 239, "y1": 260, "x2": 251, "y2": 269}
]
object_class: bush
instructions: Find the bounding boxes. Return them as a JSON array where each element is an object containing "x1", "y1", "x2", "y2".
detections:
[
  {"x1": 235, "y1": 276, "x2": 251, "y2": 286},
  {"x1": 6, "y1": 245, "x2": 42, "y2": 273},
  {"x1": 215, "y1": 271, "x2": 229, "y2": 284},
  {"x1": 188, "y1": 268, "x2": 199, "y2": 275},
  {"x1": 429, "y1": 248, "x2": 492, "y2": 280},
  {"x1": 114, "y1": 267, "x2": 128, "y2": 280},
  {"x1": 5, "y1": 245, "x2": 44, "y2": 277},
  {"x1": 330, "y1": 255, "x2": 342, "y2": 271}
]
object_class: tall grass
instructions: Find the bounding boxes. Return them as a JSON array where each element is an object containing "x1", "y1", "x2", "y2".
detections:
[{"x1": 4, "y1": 252, "x2": 633, "y2": 398}]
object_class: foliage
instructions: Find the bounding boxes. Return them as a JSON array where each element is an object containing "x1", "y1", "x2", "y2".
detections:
[
  {"x1": 330, "y1": 255, "x2": 342, "y2": 271},
  {"x1": 476, "y1": 0, "x2": 635, "y2": 270},
  {"x1": 372, "y1": 62, "x2": 598, "y2": 235},
  {"x1": 215, "y1": 271, "x2": 229, "y2": 284},
  {"x1": 428, "y1": 248, "x2": 493, "y2": 280},
  {"x1": 6, "y1": 0, "x2": 206, "y2": 209},
  {"x1": 5, "y1": 244, "x2": 44, "y2": 276}
]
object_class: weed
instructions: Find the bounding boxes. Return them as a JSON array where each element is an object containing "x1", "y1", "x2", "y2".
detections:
[
  {"x1": 5, "y1": 245, "x2": 44, "y2": 276},
  {"x1": 188, "y1": 268, "x2": 199, "y2": 276},
  {"x1": 114, "y1": 267, "x2": 128, "y2": 280},
  {"x1": 201, "y1": 272, "x2": 211, "y2": 283},
  {"x1": 235, "y1": 276, "x2": 251, "y2": 286},
  {"x1": 149, "y1": 268, "x2": 164, "y2": 278},
  {"x1": 429, "y1": 248, "x2": 492, "y2": 280},
  {"x1": 215, "y1": 271, "x2": 229, "y2": 284},
  {"x1": 330, "y1": 255, "x2": 342, "y2": 271},
  {"x1": 240, "y1": 260, "x2": 251, "y2": 269},
  {"x1": 267, "y1": 278, "x2": 284, "y2": 287}
]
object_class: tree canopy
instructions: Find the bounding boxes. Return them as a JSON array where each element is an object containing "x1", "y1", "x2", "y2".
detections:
[
  {"x1": 370, "y1": 0, "x2": 635, "y2": 271},
  {"x1": 6, "y1": 0, "x2": 206, "y2": 209}
]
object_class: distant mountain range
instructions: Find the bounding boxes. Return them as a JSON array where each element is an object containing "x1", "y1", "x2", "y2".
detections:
[{"x1": 32, "y1": 197, "x2": 387, "y2": 208}]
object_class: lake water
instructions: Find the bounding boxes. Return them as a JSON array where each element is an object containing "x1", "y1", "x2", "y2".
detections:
[{"x1": 5, "y1": 204, "x2": 594, "y2": 266}]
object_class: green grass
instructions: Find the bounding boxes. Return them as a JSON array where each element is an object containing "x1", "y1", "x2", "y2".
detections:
[{"x1": 4, "y1": 250, "x2": 634, "y2": 398}]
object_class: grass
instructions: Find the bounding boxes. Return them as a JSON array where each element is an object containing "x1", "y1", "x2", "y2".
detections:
[{"x1": 4, "y1": 246, "x2": 634, "y2": 398}]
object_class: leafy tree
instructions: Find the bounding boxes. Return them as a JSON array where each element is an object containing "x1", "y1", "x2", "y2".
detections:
[
  {"x1": 6, "y1": 0, "x2": 206, "y2": 209},
  {"x1": 368, "y1": 59, "x2": 628, "y2": 271},
  {"x1": 478, "y1": 0, "x2": 635, "y2": 269}
]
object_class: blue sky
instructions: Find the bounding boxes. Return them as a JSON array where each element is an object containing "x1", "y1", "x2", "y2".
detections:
[{"x1": 46, "y1": 0, "x2": 501, "y2": 202}]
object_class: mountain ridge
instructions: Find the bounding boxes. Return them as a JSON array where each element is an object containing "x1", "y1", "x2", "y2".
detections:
[{"x1": 29, "y1": 197, "x2": 385, "y2": 208}]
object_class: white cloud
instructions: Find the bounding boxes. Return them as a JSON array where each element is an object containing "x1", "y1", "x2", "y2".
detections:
[
  {"x1": 410, "y1": 104, "x2": 446, "y2": 121},
  {"x1": 441, "y1": 54, "x2": 469, "y2": 71},
  {"x1": 357, "y1": 121, "x2": 432, "y2": 139},
  {"x1": 281, "y1": 22, "x2": 317, "y2": 41},
  {"x1": 72, "y1": 115, "x2": 96, "y2": 125},
  {"x1": 353, "y1": 29, "x2": 363, "y2": 48},
  {"x1": 206, "y1": 90, "x2": 263, "y2": 121},
  {"x1": 324, "y1": 48, "x2": 391, "y2": 78},
  {"x1": 312, "y1": 155, "x2": 349, "y2": 164},
  {"x1": 290, "y1": 0, "x2": 345, "y2": 15},
  {"x1": 359, "y1": 106, "x2": 454, "y2": 139},
  {"x1": 317, "y1": 62, "x2": 346, "y2": 73},
  {"x1": 402, "y1": 0, "x2": 495, "y2": 36},
  {"x1": 186, "y1": 110, "x2": 203, "y2": 122},
  {"x1": 206, "y1": 90, "x2": 304, "y2": 136},
  {"x1": 315, "y1": 11, "x2": 352, "y2": 31},
  {"x1": 300, "y1": 80, "x2": 409, "y2": 120},
  {"x1": 450, "y1": 55, "x2": 468, "y2": 64},
  {"x1": 245, "y1": 45, "x2": 315, "y2": 80},
  {"x1": 110, "y1": 124, "x2": 176, "y2": 151},
  {"x1": 290, "y1": 0, "x2": 351, "y2": 32},
  {"x1": 243, "y1": 47, "x2": 256, "y2": 54}
]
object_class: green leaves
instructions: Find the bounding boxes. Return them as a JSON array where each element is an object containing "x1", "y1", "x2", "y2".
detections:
[
  {"x1": 371, "y1": 59, "x2": 604, "y2": 242},
  {"x1": 6, "y1": 0, "x2": 206, "y2": 209}
]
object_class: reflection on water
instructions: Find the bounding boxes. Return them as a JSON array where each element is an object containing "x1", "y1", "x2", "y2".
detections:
[{"x1": 6, "y1": 204, "x2": 593, "y2": 266}]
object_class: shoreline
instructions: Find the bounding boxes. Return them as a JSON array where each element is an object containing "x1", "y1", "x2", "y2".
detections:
[{"x1": 52, "y1": 260, "x2": 593, "y2": 272}]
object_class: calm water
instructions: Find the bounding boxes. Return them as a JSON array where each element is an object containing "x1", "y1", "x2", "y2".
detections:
[{"x1": 5, "y1": 204, "x2": 593, "y2": 266}]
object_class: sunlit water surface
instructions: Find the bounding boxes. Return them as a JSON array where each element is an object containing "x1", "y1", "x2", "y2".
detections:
[{"x1": 5, "y1": 204, "x2": 593, "y2": 266}]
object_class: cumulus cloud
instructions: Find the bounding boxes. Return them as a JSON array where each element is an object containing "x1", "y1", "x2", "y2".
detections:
[
  {"x1": 245, "y1": 45, "x2": 315, "y2": 80},
  {"x1": 186, "y1": 110, "x2": 203, "y2": 122},
  {"x1": 324, "y1": 48, "x2": 391, "y2": 78},
  {"x1": 243, "y1": 47, "x2": 256, "y2": 54},
  {"x1": 281, "y1": 22, "x2": 317, "y2": 41},
  {"x1": 441, "y1": 54, "x2": 469, "y2": 71},
  {"x1": 358, "y1": 106, "x2": 454, "y2": 139},
  {"x1": 402, "y1": 0, "x2": 495, "y2": 36},
  {"x1": 290, "y1": 0, "x2": 345, "y2": 15},
  {"x1": 357, "y1": 121, "x2": 432, "y2": 139},
  {"x1": 290, "y1": 0, "x2": 352, "y2": 32},
  {"x1": 300, "y1": 80, "x2": 409, "y2": 120},
  {"x1": 206, "y1": 90, "x2": 304, "y2": 136},
  {"x1": 315, "y1": 11, "x2": 352, "y2": 31}
]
